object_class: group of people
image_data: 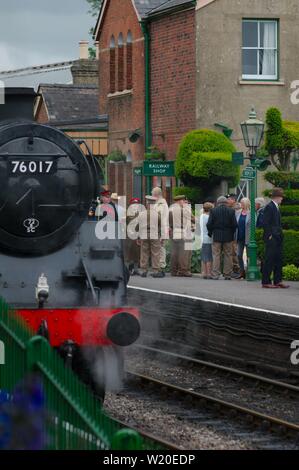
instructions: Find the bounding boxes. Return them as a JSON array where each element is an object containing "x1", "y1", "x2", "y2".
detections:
[{"x1": 88, "y1": 186, "x2": 289, "y2": 288}]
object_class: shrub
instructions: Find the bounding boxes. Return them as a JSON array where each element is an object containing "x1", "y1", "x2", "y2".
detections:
[
  {"x1": 256, "y1": 229, "x2": 299, "y2": 266},
  {"x1": 280, "y1": 205, "x2": 299, "y2": 216},
  {"x1": 265, "y1": 107, "x2": 299, "y2": 171},
  {"x1": 176, "y1": 129, "x2": 239, "y2": 189},
  {"x1": 282, "y1": 264, "x2": 299, "y2": 281},
  {"x1": 264, "y1": 172, "x2": 299, "y2": 189},
  {"x1": 281, "y1": 216, "x2": 299, "y2": 231},
  {"x1": 172, "y1": 186, "x2": 202, "y2": 204}
]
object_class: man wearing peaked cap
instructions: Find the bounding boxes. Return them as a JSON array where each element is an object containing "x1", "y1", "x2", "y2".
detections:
[
  {"x1": 124, "y1": 197, "x2": 142, "y2": 276},
  {"x1": 96, "y1": 189, "x2": 118, "y2": 222},
  {"x1": 174, "y1": 195, "x2": 186, "y2": 202},
  {"x1": 138, "y1": 195, "x2": 164, "y2": 278},
  {"x1": 152, "y1": 187, "x2": 169, "y2": 277}
]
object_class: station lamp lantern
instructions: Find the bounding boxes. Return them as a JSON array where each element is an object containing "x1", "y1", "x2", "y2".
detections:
[{"x1": 240, "y1": 107, "x2": 265, "y2": 157}]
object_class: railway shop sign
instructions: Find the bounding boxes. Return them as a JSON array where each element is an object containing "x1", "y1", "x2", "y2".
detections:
[{"x1": 143, "y1": 160, "x2": 175, "y2": 177}]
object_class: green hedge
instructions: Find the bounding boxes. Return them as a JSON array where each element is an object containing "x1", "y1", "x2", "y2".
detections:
[
  {"x1": 256, "y1": 229, "x2": 299, "y2": 266},
  {"x1": 283, "y1": 265, "x2": 299, "y2": 281},
  {"x1": 280, "y1": 205, "x2": 299, "y2": 216},
  {"x1": 265, "y1": 108, "x2": 299, "y2": 154},
  {"x1": 264, "y1": 172, "x2": 299, "y2": 189},
  {"x1": 282, "y1": 216, "x2": 299, "y2": 231},
  {"x1": 176, "y1": 129, "x2": 239, "y2": 188},
  {"x1": 172, "y1": 186, "x2": 202, "y2": 204}
]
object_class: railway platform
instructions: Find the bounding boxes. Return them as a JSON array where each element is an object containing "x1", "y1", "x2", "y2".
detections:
[
  {"x1": 129, "y1": 275, "x2": 298, "y2": 316},
  {"x1": 128, "y1": 276, "x2": 299, "y2": 371}
]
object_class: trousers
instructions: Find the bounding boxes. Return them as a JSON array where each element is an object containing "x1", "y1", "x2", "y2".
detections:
[
  {"x1": 212, "y1": 242, "x2": 233, "y2": 278},
  {"x1": 140, "y1": 239, "x2": 162, "y2": 273}
]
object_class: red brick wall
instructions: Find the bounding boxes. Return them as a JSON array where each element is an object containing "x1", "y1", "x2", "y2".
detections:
[
  {"x1": 150, "y1": 8, "x2": 196, "y2": 161},
  {"x1": 35, "y1": 100, "x2": 49, "y2": 123},
  {"x1": 97, "y1": 0, "x2": 145, "y2": 170}
]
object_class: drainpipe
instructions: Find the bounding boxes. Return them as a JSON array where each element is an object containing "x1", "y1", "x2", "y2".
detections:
[{"x1": 140, "y1": 20, "x2": 152, "y2": 195}]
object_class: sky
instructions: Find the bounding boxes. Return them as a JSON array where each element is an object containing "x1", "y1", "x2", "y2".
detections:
[{"x1": 0, "y1": 0, "x2": 96, "y2": 71}]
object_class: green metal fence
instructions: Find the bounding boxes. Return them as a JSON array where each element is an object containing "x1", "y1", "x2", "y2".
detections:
[{"x1": 0, "y1": 299, "x2": 161, "y2": 450}]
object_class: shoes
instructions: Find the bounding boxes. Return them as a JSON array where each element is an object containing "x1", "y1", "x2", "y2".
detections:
[
  {"x1": 262, "y1": 284, "x2": 279, "y2": 289},
  {"x1": 275, "y1": 283, "x2": 290, "y2": 289},
  {"x1": 141, "y1": 272, "x2": 147, "y2": 278},
  {"x1": 132, "y1": 269, "x2": 141, "y2": 276},
  {"x1": 211, "y1": 276, "x2": 219, "y2": 280},
  {"x1": 231, "y1": 272, "x2": 241, "y2": 279},
  {"x1": 151, "y1": 272, "x2": 165, "y2": 278},
  {"x1": 178, "y1": 272, "x2": 193, "y2": 278},
  {"x1": 224, "y1": 277, "x2": 231, "y2": 281}
]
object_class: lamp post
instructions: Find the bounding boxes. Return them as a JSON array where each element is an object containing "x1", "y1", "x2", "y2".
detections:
[{"x1": 240, "y1": 107, "x2": 265, "y2": 281}]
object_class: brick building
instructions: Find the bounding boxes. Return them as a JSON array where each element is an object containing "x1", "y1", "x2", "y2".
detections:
[{"x1": 94, "y1": 0, "x2": 196, "y2": 200}]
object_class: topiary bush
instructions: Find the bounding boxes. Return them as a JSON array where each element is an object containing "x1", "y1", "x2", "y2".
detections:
[
  {"x1": 265, "y1": 108, "x2": 299, "y2": 171},
  {"x1": 172, "y1": 186, "x2": 203, "y2": 204},
  {"x1": 281, "y1": 216, "x2": 299, "y2": 231},
  {"x1": 256, "y1": 229, "x2": 299, "y2": 266},
  {"x1": 283, "y1": 264, "x2": 299, "y2": 281},
  {"x1": 280, "y1": 205, "x2": 299, "y2": 216},
  {"x1": 264, "y1": 171, "x2": 299, "y2": 189},
  {"x1": 175, "y1": 129, "x2": 240, "y2": 190}
]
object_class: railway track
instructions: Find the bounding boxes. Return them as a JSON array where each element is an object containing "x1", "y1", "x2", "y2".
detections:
[
  {"x1": 120, "y1": 344, "x2": 299, "y2": 448},
  {"x1": 134, "y1": 343, "x2": 299, "y2": 393},
  {"x1": 126, "y1": 369, "x2": 299, "y2": 434}
]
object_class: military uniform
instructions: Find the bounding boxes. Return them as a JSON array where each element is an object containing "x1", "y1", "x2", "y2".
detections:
[
  {"x1": 124, "y1": 198, "x2": 141, "y2": 275},
  {"x1": 169, "y1": 196, "x2": 192, "y2": 277},
  {"x1": 153, "y1": 195, "x2": 169, "y2": 273},
  {"x1": 139, "y1": 196, "x2": 163, "y2": 278}
]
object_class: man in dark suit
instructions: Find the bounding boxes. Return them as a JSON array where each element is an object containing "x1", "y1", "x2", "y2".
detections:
[
  {"x1": 262, "y1": 188, "x2": 289, "y2": 289},
  {"x1": 207, "y1": 196, "x2": 238, "y2": 280}
]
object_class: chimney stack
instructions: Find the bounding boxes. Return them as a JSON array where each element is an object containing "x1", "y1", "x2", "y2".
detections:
[{"x1": 79, "y1": 40, "x2": 89, "y2": 60}]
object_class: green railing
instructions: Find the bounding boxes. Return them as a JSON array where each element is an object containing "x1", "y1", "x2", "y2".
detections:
[{"x1": 0, "y1": 299, "x2": 161, "y2": 450}]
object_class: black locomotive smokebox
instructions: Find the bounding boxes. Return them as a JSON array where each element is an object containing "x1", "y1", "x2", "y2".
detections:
[{"x1": 0, "y1": 87, "x2": 36, "y2": 122}]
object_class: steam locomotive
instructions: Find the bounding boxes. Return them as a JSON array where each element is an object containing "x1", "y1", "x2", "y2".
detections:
[{"x1": 0, "y1": 88, "x2": 140, "y2": 398}]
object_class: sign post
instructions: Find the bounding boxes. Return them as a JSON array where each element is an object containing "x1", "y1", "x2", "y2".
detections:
[{"x1": 143, "y1": 160, "x2": 175, "y2": 178}]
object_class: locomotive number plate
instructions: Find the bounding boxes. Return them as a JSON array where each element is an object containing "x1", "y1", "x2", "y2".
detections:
[{"x1": 9, "y1": 159, "x2": 57, "y2": 175}]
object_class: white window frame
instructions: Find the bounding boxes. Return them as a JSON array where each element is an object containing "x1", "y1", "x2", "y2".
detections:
[{"x1": 242, "y1": 19, "x2": 278, "y2": 81}]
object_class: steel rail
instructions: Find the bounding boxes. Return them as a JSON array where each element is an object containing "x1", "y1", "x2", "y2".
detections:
[
  {"x1": 126, "y1": 370, "x2": 299, "y2": 433},
  {"x1": 134, "y1": 344, "x2": 299, "y2": 393}
]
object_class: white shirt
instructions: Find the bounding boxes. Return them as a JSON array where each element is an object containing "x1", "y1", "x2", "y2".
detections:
[{"x1": 200, "y1": 213, "x2": 212, "y2": 245}]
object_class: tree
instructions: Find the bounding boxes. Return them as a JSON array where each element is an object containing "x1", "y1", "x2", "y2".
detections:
[
  {"x1": 86, "y1": 0, "x2": 102, "y2": 57},
  {"x1": 87, "y1": 0, "x2": 102, "y2": 17},
  {"x1": 265, "y1": 107, "x2": 299, "y2": 171}
]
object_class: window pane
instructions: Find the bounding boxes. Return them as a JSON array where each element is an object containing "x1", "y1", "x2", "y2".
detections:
[
  {"x1": 260, "y1": 22, "x2": 276, "y2": 48},
  {"x1": 259, "y1": 50, "x2": 276, "y2": 76},
  {"x1": 243, "y1": 49, "x2": 258, "y2": 75},
  {"x1": 243, "y1": 21, "x2": 258, "y2": 48}
]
